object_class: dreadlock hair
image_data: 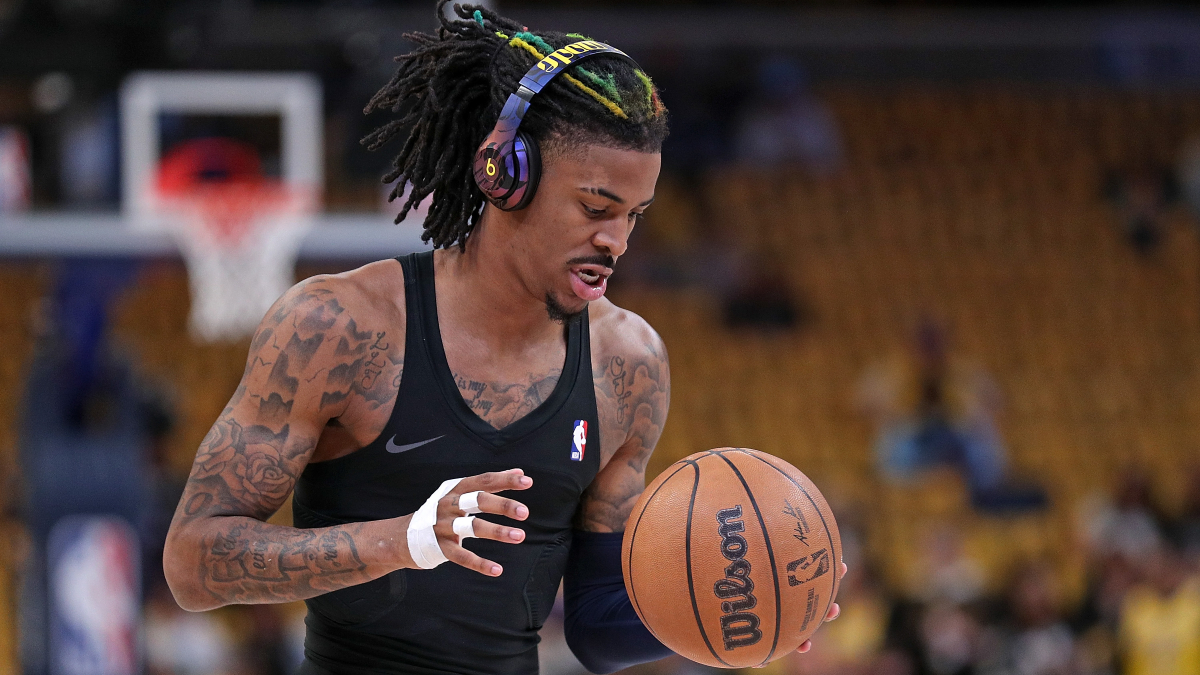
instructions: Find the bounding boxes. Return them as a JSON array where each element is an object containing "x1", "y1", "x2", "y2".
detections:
[{"x1": 362, "y1": 1, "x2": 669, "y2": 250}]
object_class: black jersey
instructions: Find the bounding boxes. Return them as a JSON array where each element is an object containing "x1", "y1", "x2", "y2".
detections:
[{"x1": 292, "y1": 251, "x2": 602, "y2": 675}]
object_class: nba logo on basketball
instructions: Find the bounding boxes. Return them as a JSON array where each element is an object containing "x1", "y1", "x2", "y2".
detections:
[{"x1": 571, "y1": 420, "x2": 587, "y2": 461}]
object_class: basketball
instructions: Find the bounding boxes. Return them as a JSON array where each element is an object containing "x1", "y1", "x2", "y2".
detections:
[{"x1": 622, "y1": 448, "x2": 841, "y2": 668}]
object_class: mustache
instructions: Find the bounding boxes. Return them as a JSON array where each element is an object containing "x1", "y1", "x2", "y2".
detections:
[{"x1": 567, "y1": 254, "x2": 616, "y2": 269}]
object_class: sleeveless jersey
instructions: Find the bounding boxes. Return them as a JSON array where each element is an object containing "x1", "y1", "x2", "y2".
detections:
[{"x1": 293, "y1": 251, "x2": 601, "y2": 675}]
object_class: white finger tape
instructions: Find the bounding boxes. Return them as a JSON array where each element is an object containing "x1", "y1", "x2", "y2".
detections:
[
  {"x1": 459, "y1": 491, "x2": 483, "y2": 515},
  {"x1": 453, "y1": 516, "x2": 477, "y2": 543},
  {"x1": 406, "y1": 477, "x2": 463, "y2": 569}
]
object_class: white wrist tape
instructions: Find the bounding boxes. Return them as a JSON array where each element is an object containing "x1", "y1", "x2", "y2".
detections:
[
  {"x1": 459, "y1": 491, "x2": 483, "y2": 514},
  {"x1": 406, "y1": 478, "x2": 463, "y2": 569}
]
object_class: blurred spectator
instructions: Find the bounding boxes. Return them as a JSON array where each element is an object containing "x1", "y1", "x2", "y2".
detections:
[
  {"x1": 917, "y1": 525, "x2": 986, "y2": 607},
  {"x1": 1118, "y1": 546, "x2": 1200, "y2": 675},
  {"x1": 882, "y1": 598, "x2": 927, "y2": 675},
  {"x1": 983, "y1": 563, "x2": 1077, "y2": 675},
  {"x1": 1072, "y1": 470, "x2": 1169, "y2": 675},
  {"x1": 1078, "y1": 470, "x2": 1165, "y2": 564},
  {"x1": 1103, "y1": 164, "x2": 1178, "y2": 256},
  {"x1": 920, "y1": 600, "x2": 980, "y2": 675},
  {"x1": 1165, "y1": 466, "x2": 1200, "y2": 561},
  {"x1": 857, "y1": 319, "x2": 1046, "y2": 513},
  {"x1": 732, "y1": 57, "x2": 843, "y2": 174},
  {"x1": 887, "y1": 525, "x2": 987, "y2": 675},
  {"x1": 1091, "y1": 558, "x2": 1142, "y2": 630},
  {"x1": 1073, "y1": 553, "x2": 1137, "y2": 675},
  {"x1": 721, "y1": 252, "x2": 810, "y2": 331}
]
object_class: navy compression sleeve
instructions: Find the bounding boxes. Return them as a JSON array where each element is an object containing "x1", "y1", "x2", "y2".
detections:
[{"x1": 563, "y1": 530, "x2": 674, "y2": 674}]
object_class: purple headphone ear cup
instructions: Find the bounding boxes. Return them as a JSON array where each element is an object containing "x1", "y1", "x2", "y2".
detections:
[
  {"x1": 473, "y1": 131, "x2": 541, "y2": 211},
  {"x1": 473, "y1": 141, "x2": 508, "y2": 202},
  {"x1": 505, "y1": 132, "x2": 541, "y2": 211}
]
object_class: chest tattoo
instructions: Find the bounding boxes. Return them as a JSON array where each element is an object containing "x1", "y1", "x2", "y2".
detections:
[{"x1": 453, "y1": 369, "x2": 561, "y2": 430}]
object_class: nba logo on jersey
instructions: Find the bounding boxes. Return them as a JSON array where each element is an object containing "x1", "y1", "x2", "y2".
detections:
[{"x1": 571, "y1": 420, "x2": 587, "y2": 461}]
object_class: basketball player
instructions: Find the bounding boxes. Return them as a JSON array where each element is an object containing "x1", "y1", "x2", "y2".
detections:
[{"x1": 163, "y1": 4, "x2": 841, "y2": 673}]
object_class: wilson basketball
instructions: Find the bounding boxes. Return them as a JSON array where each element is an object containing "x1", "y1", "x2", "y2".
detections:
[{"x1": 622, "y1": 448, "x2": 841, "y2": 668}]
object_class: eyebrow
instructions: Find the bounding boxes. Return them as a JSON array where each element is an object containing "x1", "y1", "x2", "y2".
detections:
[{"x1": 581, "y1": 187, "x2": 655, "y2": 207}]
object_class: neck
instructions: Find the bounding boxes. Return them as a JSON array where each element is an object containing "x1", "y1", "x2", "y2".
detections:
[{"x1": 434, "y1": 212, "x2": 565, "y2": 351}]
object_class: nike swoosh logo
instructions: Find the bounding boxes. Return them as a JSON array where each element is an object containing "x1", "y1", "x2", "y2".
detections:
[{"x1": 385, "y1": 435, "x2": 445, "y2": 454}]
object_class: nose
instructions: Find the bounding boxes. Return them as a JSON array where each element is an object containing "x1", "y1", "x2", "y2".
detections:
[{"x1": 592, "y1": 217, "x2": 630, "y2": 259}]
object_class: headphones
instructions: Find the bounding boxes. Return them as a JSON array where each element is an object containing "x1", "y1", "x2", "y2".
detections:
[{"x1": 472, "y1": 39, "x2": 639, "y2": 211}]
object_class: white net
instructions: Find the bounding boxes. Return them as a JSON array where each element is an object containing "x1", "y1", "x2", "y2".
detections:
[{"x1": 149, "y1": 184, "x2": 315, "y2": 342}]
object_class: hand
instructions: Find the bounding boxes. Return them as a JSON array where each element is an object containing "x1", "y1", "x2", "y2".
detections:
[
  {"x1": 795, "y1": 561, "x2": 848, "y2": 655},
  {"x1": 432, "y1": 469, "x2": 532, "y2": 577}
]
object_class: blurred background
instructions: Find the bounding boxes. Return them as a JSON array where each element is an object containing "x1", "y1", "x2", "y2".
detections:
[{"x1": 4, "y1": 1, "x2": 1200, "y2": 675}]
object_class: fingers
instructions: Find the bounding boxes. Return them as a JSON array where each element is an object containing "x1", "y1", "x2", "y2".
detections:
[
  {"x1": 473, "y1": 492, "x2": 529, "y2": 521},
  {"x1": 797, "y1": 640, "x2": 812, "y2": 654},
  {"x1": 464, "y1": 517, "x2": 525, "y2": 544},
  {"x1": 435, "y1": 481, "x2": 530, "y2": 553},
  {"x1": 819, "y1": 561, "x2": 847, "y2": 624},
  {"x1": 455, "y1": 468, "x2": 533, "y2": 495},
  {"x1": 825, "y1": 602, "x2": 840, "y2": 622},
  {"x1": 433, "y1": 506, "x2": 524, "y2": 542},
  {"x1": 438, "y1": 516, "x2": 521, "y2": 577},
  {"x1": 443, "y1": 544, "x2": 504, "y2": 577},
  {"x1": 440, "y1": 492, "x2": 528, "y2": 522},
  {"x1": 430, "y1": 472, "x2": 529, "y2": 575}
]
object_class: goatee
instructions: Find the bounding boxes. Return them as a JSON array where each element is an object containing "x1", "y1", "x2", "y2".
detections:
[{"x1": 545, "y1": 293, "x2": 585, "y2": 324}]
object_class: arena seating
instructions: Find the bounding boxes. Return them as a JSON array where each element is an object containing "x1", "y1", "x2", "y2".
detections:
[
  {"x1": 618, "y1": 88, "x2": 1200, "y2": 598},
  {"x1": 2, "y1": 89, "x2": 1200, "y2": 615}
]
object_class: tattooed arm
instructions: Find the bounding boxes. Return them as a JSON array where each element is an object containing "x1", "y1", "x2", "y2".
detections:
[
  {"x1": 163, "y1": 275, "x2": 406, "y2": 611},
  {"x1": 578, "y1": 309, "x2": 670, "y2": 532},
  {"x1": 164, "y1": 273, "x2": 529, "y2": 611}
]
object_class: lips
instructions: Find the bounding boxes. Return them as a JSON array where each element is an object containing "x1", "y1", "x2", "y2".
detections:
[{"x1": 569, "y1": 264, "x2": 611, "y2": 302}]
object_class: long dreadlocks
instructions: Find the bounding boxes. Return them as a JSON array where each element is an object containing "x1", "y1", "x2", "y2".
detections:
[{"x1": 362, "y1": 1, "x2": 669, "y2": 250}]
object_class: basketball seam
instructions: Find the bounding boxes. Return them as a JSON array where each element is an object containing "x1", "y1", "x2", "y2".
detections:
[
  {"x1": 626, "y1": 459, "x2": 692, "y2": 643},
  {"x1": 684, "y1": 459, "x2": 729, "y2": 667},
  {"x1": 716, "y1": 452, "x2": 783, "y2": 666},
  {"x1": 732, "y1": 449, "x2": 841, "y2": 636}
]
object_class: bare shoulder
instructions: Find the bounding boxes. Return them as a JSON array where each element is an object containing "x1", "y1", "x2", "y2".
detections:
[
  {"x1": 269, "y1": 258, "x2": 406, "y2": 332},
  {"x1": 588, "y1": 298, "x2": 667, "y2": 366},
  {"x1": 261, "y1": 259, "x2": 406, "y2": 371},
  {"x1": 236, "y1": 258, "x2": 408, "y2": 428}
]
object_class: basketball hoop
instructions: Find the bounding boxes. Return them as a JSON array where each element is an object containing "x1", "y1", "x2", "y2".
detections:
[{"x1": 147, "y1": 137, "x2": 317, "y2": 343}]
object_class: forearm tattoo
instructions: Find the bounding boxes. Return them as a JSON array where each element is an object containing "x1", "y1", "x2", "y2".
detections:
[
  {"x1": 196, "y1": 518, "x2": 371, "y2": 604},
  {"x1": 169, "y1": 279, "x2": 403, "y2": 605}
]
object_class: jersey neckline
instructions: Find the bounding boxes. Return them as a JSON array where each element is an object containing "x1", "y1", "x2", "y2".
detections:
[{"x1": 412, "y1": 250, "x2": 584, "y2": 448}]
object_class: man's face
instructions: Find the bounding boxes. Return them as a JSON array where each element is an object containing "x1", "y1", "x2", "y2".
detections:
[{"x1": 505, "y1": 142, "x2": 661, "y2": 321}]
